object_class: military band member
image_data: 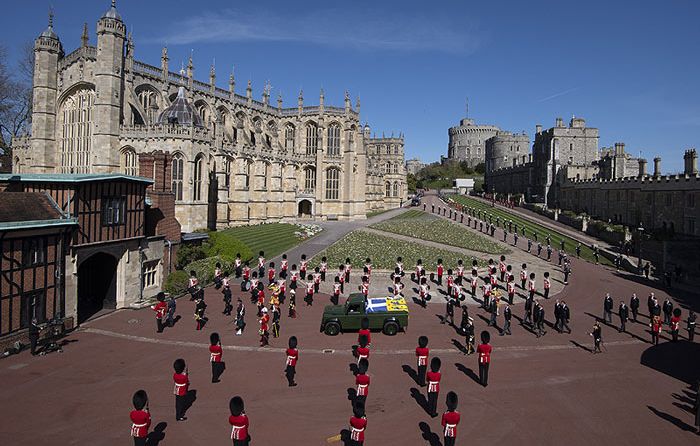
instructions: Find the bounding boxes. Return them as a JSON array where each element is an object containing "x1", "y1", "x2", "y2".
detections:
[
  {"x1": 267, "y1": 262, "x2": 276, "y2": 285},
  {"x1": 671, "y1": 308, "x2": 682, "y2": 342},
  {"x1": 210, "y1": 332, "x2": 224, "y2": 383},
  {"x1": 271, "y1": 304, "x2": 281, "y2": 338},
  {"x1": 520, "y1": 264, "x2": 528, "y2": 289},
  {"x1": 285, "y1": 336, "x2": 299, "y2": 387},
  {"x1": 235, "y1": 299, "x2": 245, "y2": 336},
  {"x1": 456, "y1": 260, "x2": 465, "y2": 285},
  {"x1": 630, "y1": 293, "x2": 640, "y2": 323},
  {"x1": 242, "y1": 263, "x2": 251, "y2": 291},
  {"x1": 345, "y1": 258, "x2": 353, "y2": 283},
  {"x1": 426, "y1": 357, "x2": 442, "y2": 417},
  {"x1": 290, "y1": 264, "x2": 299, "y2": 290},
  {"x1": 130, "y1": 390, "x2": 151, "y2": 446},
  {"x1": 528, "y1": 273, "x2": 537, "y2": 300},
  {"x1": 188, "y1": 270, "x2": 200, "y2": 300},
  {"x1": 419, "y1": 276, "x2": 430, "y2": 306},
  {"x1": 477, "y1": 331, "x2": 492, "y2": 387},
  {"x1": 603, "y1": 293, "x2": 613, "y2": 324},
  {"x1": 590, "y1": 322, "x2": 602, "y2": 353},
  {"x1": 289, "y1": 290, "x2": 297, "y2": 318},
  {"x1": 304, "y1": 279, "x2": 315, "y2": 306},
  {"x1": 173, "y1": 358, "x2": 189, "y2": 421},
  {"x1": 320, "y1": 256, "x2": 328, "y2": 281},
  {"x1": 355, "y1": 358, "x2": 370, "y2": 405},
  {"x1": 194, "y1": 295, "x2": 207, "y2": 331},
  {"x1": 349, "y1": 401, "x2": 367, "y2": 446},
  {"x1": 257, "y1": 251, "x2": 266, "y2": 278},
  {"x1": 436, "y1": 259, "x2": 444, "y2": 286},
  {"x1": 442, "y1": 391, "x2": 460, "y2": 446},
  {"x1": 687, "y1": 310, "x2": 697, "y2": 342},
  {"x1": 280, "y1": 253, "x2": 289, "y2": 279},
  {"x1": 214, "y1": 262, "x2": 223, "y2": 289},
  {"x1": 259, "y1": 307, "x2": 270, "y2": 347},
  {"x1": 234, "y1": 253, "x2": 243, "y2": 278},
  {"x1": 470, "y1": 271, "x2": 479, "y2": 297},
  {"x1": 506, "y1": 274, "x2": 515, "y2": 305},
  {"x1": 151, "y1": 292, "x2": 167, "y2": 333},
  {"x1": 446, "y1": 269, "x2": 454, "y2": 297},
  {"x1": 499, "y1": 255, "x2": 507, "y2": 282},
  {"x1": 229, "y1": 396, "x2": 250, "y2": 446},
  {"x1": 416, "y1": 336, "x2": 429, "y2": 387},
  {"x1": 299, "y1": 254, "x2": 308, "y2": 280},
  {"x1": 543, "y1": 272, "x2": 551, "y2": 299},
  {"x1": 651, "y1": 316, "x2": 662, "y2": 345},
  {"x1": 618, "y1": 301, "x2": 629, "y2": 333}
]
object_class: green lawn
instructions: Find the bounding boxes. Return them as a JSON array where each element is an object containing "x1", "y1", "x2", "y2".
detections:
[
  {"x1": 370, "y1": 210, "x2": 507, "y2": 255},
  {"x1": 311, "y1": 230, "x2": 487, "y2": 270},
  {"x1": 366, "y1": 209, "x2": 392, "y2": 219},
  {"x1": 448, "y1": 195, "x2": 611, "y2": 265},
  {"x1": 217, "y1": 223, "x2": 310, "y2": 261}
]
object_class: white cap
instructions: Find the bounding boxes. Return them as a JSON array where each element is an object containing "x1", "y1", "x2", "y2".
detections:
[{"x1": 261, "y1": 307, "x2": 268, "y2": 313}]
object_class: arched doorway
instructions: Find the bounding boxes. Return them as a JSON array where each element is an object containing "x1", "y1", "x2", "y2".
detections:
[
  {"x1": 77, "y1": 252, "x2": 118, "y2": 323},
  {"x1": 298, "y1": 200, "x2": 312, "y2": 218}
]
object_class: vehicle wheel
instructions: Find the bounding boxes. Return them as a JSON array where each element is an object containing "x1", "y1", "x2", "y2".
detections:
[
  {"x1": 383, "y1": 321, "x2": 399, "y2": 336},
  {"x1": 324, "y1": 322, "x2": 341, "y2": 336}
]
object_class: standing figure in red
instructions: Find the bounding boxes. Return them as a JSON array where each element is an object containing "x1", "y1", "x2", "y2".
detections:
[
  {"x1": 477, "y1": 330, "x2": 492, "y2": 387},
  {"x1": 210, "y1": 332, "x2": 224, "y2": 383},
  {"x1": 355, "y1": 334, "x2": 370, "y2": 365},
  {"x1": 173, "y1": 358, "x2": 189, "y2": 421},
  {"x1": 267, "y1": 262, "x2": 276, "y2": 285},
  {"x1": 671, "y1": 308, "x2": 682, "y2": 342},
  {"x1": 355, "y1": 358, "x2": 370, "y2": 406},
  {"x1": 651, "y1": 315, "x2": 662, "y2": 345},
  {"x1": 259, "y1": 307, "x2": 270, "y2": 347},
  {"x1": 151, "y1": 292, "x2": 167, "y2": 333},
  {"x1": 130, "y1": 389, "x2": 151, "y2": 446},
  {"x1": 543, "y1": 272, "x2": 551, "y2": 299},
  {"x1": 415, "y1": 335, "x2": 429, "y2": 387},
  {"x1": 300, "y1": 254, "x2": 308, "y2": 280},
  {"x1": 426, "y1": 357, "x2": 442, "y2": 417},
  {"x1": 358, "y1": 318, "x2": 371, "y2": 347},
  {"x1": 441, "y1": 391, "x2": 460, "y2": 446},
  {"x1": 349, "y1": 401, "x2": 367, "y2": 446},
  {"x1": 229, "y1": 396, "x2": 250, "y2": 446},
  {"x1": 285, "y1": 335, "x2": 299, "y2": 387},
  {"x1": 436, "y1": 258, "x2": 444, "y2": 286}
]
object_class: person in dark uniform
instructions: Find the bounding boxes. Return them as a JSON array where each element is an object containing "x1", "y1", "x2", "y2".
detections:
[
  {"x1": 28, "y1": 318, "x2": 40, "y2": 356},
  {"x1": 415, "y1": 336, "x2": 429, "y2": 387},
  {"x1": 560, "y1": 301, "x2": 572, "y2": 333},
  {"x1": 687, "y1": 310, "x2": 697, "y2": 342},
  {"x1": 534, "y1": 302, "x2": 546, "y2": 337},
  {"x1": 441, "y1": 391, "x2": 461, "y2": 446},
  {"x1": 488, "y1": 296, "x2": 498, "y2": 327},
  {"x1": 590, "y1": 322, "x2": 602, "y2": 353},
  {"x1": 554, "y1": 300, "x2": 563, "y2": 333},
  {"x1": 618, "y1": 301, "x2": 629, "y2": 333},
  {"x1": 663, "y1": 298, "x2": 674, "y2": 326},
  {"x1": 442, "y1": 296, "x2": 455, "y2": 326},
  {"x1": 527, "y1": 238, "x2": 533, "y2": 253},
  {"x1": 500, "y1": 304, "x2": 512, "y2": 336},
  {"x1": 603, "y1": 294, "x2": 613, "y2": 324},
  {"x1": 524, "y1": 295, "x2": 534, "y2": 326},
  {"x1": 426, "y1": 357, "x2": 442, "y2": 417},
  {"x1": 630, "y1": 293, "x2": 640, "y2": 323},
  {"x1": 576, "y1": 243, "x2": 581, "y2": 258},
  {"x1": 477, "y1": 331, "x2": 492, "y2": 387}
]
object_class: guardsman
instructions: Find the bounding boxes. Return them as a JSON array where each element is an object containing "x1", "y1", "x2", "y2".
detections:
[
  {"x1": 285, "y1": 336, "x2": 299, "y2": 386},
  {"x1": 320, "y1": 256, "x2": 328, "y2": 281},
  {"x1": 214, "y1": 262, "x2": 223, "y2": 289},
  {"x1": 618, "y1": 301, "x2": 629, "y2": 333},
  {"x1": 482, "y1": 281, "x2": 492, "y2": 310},
  {"x1": 489, "y1": 267, "x2": 498, "y2": 289},
  {"x1": 651, "y1": 315, "x2": 662, "y2": 345},
  {"x1": 151, "y1": 292, "x2": 167, "y2": 333},
  {"x1": 630, "y1": 293, "x2": 640, "y2": 323},
  {"x1": 242, "y1": 262, "x2": 251, "y2": 290},
  {"x1": 393, "y1": 276, "x2": 405, "y2": 297},
  {"x1": 235, "y1": 299, "x2": 245, "y2": 335},
  {"x1": 345, "y1": 257, "x2": 353, "y2": 283},
  {"x1": 290, "y1": 264, "x2": 299, "y2": 291},
  {"x1": 210, "y1": 332, "x2": 223, "y2": 383},
  {"x1": 415, "y1": 259, "x2": 425, "y2": 283},
  {"x1": 671, "y1": 308, "x2": 682, "y2": 342},
  {"x1": 356, "y1": 334, "x2": 370, "y2": 365},
  {"x1": 527, "y1": 238, "x2": 533, "y2": 253},
  {"x1": 188, "y1": 270, "x2": 200, "y2": 300},
  {"x1": 234, "y1": 253, "x2": 242, "y2": 278},
  {"x1": 590, "y1": 322, "x2": 602, "y2": 353},
  {"x1": 528, "y1": 273, "x2": 537, "y2": 300},
  {"x1": 355, "y1": 358, "x2": 370, "y2": 405},
  {"x1": 470, "y1": 270, "x2": 479, "y2": 297},
  {"x1": 442, "y1": 391, "x2": 461, "y2": 446},
  {"x1": 416, "y1": 336, "x2": 429, "y2": 387},
  {"x1": 267, "y1": 262, "x2": 276, "y2": 285},
  {"x1": 471, "y1": 259, "x2": 479, "y2": 276},
  {"x1": 662, "y1": 298, "x2": 673, "y2": 326},
  {"x1": 603, "y1": 293, "x2": 613, "y2": 324},
  {"x1": 358, "y1": 318, "x2": 372, "y2": 347},
  {"x1": 498, "y1": 255, "x2": 507, "y2": 282},
  {"x1": 500, "y1": 304, "x2": 512, "y2": 336},
  {"x1": 304, "y1": 278, "x2": 315, "y2": 306},
  {"x1": 130, "y1": 390, "x2": 151, "y2": 446},
  {"x1": 222, "y1": 272, "x2": 233, "y2": 315},
  {"x1": 436, "y1": 258, "x2": 444, "y2": 286},
  {"x1": 687, "y1": 310, "x2": 697, "y2": 342},
  {"x1": 349, "y1": 401, "x2": 367, "y2": 446},
  {"x1": 228, "y1": 396, "x2": 250, "y2": 446},
  {"x1": 419, "y1": 276, "x2": 430, "y2": 307},
  {"x1": 280, "y1": 253, "x2": 289, "y2": 279},
  {"x1": 173, "y1": 358, "x2": 189, "y2": 421},
  {"x1": 446, "y1": 269, "x2": 454, "y2": 297},
  {"x1": 277, "y1": 278, "x2": 287, "y2": 305},
  {"x1": 258, "y1": 251, "x2": 266, "y2": 278},
  {"x1": 288, "y1": 290, "x2": 297, "y2": 318},
  {"x1": 194, "y1": 295, "x2": 208, "y2": 330},
  {"x1": 300, "y1": 254, "x2": 309, "y2": 280},
  {"x1": 456, "y1": 259, "x2": 465, "y2": 285},
  {"x1": 259, "y1": 307, "x2": 270, "y2": 347},
  {"x1": 426, "y1": 357, "x2": 442, "y2": 417},
  {"x1": 506, "y1": 274, "x2": 515, "y2": 305},
  {"x1": 520, "y1": 264, "x2": 528, "y2": 290},
  {"x1": 332, "y1": 277, "x2": 342, "y2": 305},
  {"x1": 542, "y1": 272, "x2": 551, "y2": 299},
  {"x1": 477, "y1": 330, "x2": 492, "y2": 386},
  {"x1": 364, "y1": 258, "x2": 373, "y2": 280}
]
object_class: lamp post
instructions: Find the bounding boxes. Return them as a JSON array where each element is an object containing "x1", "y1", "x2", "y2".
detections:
[{"x1": 637, "y1": 223, "x2": 644, "y2": 274}]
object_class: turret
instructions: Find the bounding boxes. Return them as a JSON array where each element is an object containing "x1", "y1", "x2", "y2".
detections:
[
  {"x1": 638, "y1": 158, "x2": 647, "y2": 178},
  {"x1": 298, "y1": 89, "x2": 304, "y2": 114},
  {"x1": 684, "y1": 149, "x2": 698, "y2": 175},
  {"x1": 535, "y1": 124, "x2": 542, "y2": 134},
  {"x1": 246, "y1": 79, "x2": 252, "y2": 104},
  {"x1": 555, "y1": 117, "x2": 564, "y2": 128},
  {"x1": 262, "y1": 81, "x2": 270, "y2": 106},
  {"x1": 228, "y1": 66, "x2": 235, "y2": 96},
  {"x1": 344, "y1": 90, "x2": 351, "y2": 114},
  {"x1": 93, "y1": 0, "x2": 126, "y2": 172},
  {"x1": 277, "y1": 92, "x2": 283, "y2": 112},
  {"x1": 653, "y1": 157, "x2": 661, "y2": 177},
  {"x1": 209, "y1": 61, "x2": 216, "y2": 92},
  {"x1": 81, "y1": 22, "x2": 89, "y2": 47},
  {"x1": 319, "y1": 88, "x2": 325, "y2": 113},
  {"x1": 356, "y1": 95, "x2": 361, "y2": 116},
  {"x1": 29, "y1": 10, "x2": 64, "y2": 172}
]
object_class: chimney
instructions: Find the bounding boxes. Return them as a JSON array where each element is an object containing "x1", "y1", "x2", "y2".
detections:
[
  {"x1": 535, "y1": 124, "x2": 542, "y2": 134},
  {"x1": 555, "y1": 117, "x2": 563, "y2": 127},
  {"x1": 614, "y1": 142, "x2": 625, "y2": 156},
  {"x1": 653, "y1": 157, "x2": 661, "y2": 177},
  {"x1": 684, "y1": 149, "x2": 698, "y2": 175},
  {"x1": 638, "y1": 158, "x2": 647, "y2": 178}
]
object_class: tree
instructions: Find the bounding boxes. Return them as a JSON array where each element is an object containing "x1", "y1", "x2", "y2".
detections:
[{"x1": 0, "y1": 42, "x2": 33, "y2": 160}]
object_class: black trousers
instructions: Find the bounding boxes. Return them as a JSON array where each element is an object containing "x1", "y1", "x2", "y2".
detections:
[
  {"x1": 133, "y1": 437, "x2": 147, "y2": 446},
  {"x1": 212, "y1": 361, "x2": 225, "y2": 382},
  {"x1": 29, "y1": 335, "x2": 39, "y2": 355},
  {"x1": 233, "y1": 436, "x2": 251, "y2": 446},
  {"x1": 427, "y1": 391, "x2": 438, "y2": 415},
  {"x1": 689, "y1": 328, "x2": 695, "y2": 342},
  {"x1": 544, "y1": 288, "x2": 549, "y2": 299},
  {"x1": 444, "y1": 436, "x2": 456, "y2": 446},
  {"x1": 417, "y1": 364, "x2": 427, "y2": 386},
  {"x1": 321, "y1": 271, "x2": 326, "y2": 281},
  {"x1": 156, "y1": 318, "x2": 164, "y2": 333},
  {"x1": 631, "y1": 308, "x2": 638, "y2": 321},
  {"x1": 651, "y1": 333, "x2": 659, "y2": 345},
  {"x1": 301, "y1": 270, "x2": 307, "y2": 280},
  {"x1": 672, "y1": 330, "x2": 679, "y2": 342},
  {"x1": 285, "y1": 365, "x2": 296, "y2": 385},
  {"x1": 175, "y1": 394, "x2": 186, "y2": 419},
  {"x1": 479, "y1": 362, "x2": 489, "y2": 386}
]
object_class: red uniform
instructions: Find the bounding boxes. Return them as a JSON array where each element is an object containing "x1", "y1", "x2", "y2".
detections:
[
  {"x1": 426, "y1": 370, "x2": 441, "y2": 393},
  {"x1": 268, "y1": 268, "x2": 275, "y2": 282},
  {"x1": 437, "y1": 265, "x2": 444, "y2": 277},
  {"x1": 152, "y1": 301, "x2": 167, "y2": 319},
  {"x1": 333, "y1": 283, "x2": 341, "y2": 296},
  {"x1": 281, "y1": 260, "x2": 288, "y2": 271},
  {"x1": 652, "y1": 320, "x2": 662, "y2": 333},
  {"x1": 306, "y1": 282, "x2": 314, "y2": 295},
  {"x1": 544, "y1": 278, "x2": 551, "y2": 290},
  {"x1": 260, "y1": 314, "x2": 270, "y2": 332},
  {"x1": 349, "y1": 416, "x2": 367, "y2": 442},
  {"x1": 358, "y1": 328, "x2": 371, "y2": 346},
  {"x1": 499, "y1": 262, "x2": 506, "y2": 275},
  {"x1": 415, "y1": 346, "x2": 429, "y2": 367},
  {"x1": 229, "y1": 414, "x2": 249, "y2": 442},
  {"x1": 528, "y1": 279, "x2": 536, "y2": 293},
  {"x1": 361, "y1": 282, "x2": 369, "y2": 296},
  {"x1": 671, "y1": 315, "x2": 681, "y2": 331},
  {"x1": 355, "y1": 373, "x2": 370, "y2": 397},
  {"x1": 210, "y1": 344, "x2": 223, "y2": 363},
  {"x1": 188, "y1": 277, "x2": 199, "y2": 289},
  {"x1": 243, "y1": 267, "x2": 250, "y2": 280},
  {"x1": 477, "y1": 343, "x2": 492, "y2": 364},
  {"x1": 490, "y1": 274, "x2": 498, "y2": 287},
  {"x1": 470, "y1": 276, "x2": 478, "y2": 290},
  {"x1": 130, "y1": 409, "x2": 151, "y2": 438},
  {"x1": 173, "y1": 372, "x2": 189, "y2": 396},
  {"x1": 286, "y1": 348, "x2": 298, "y2": 367},
  {"x1": 356, "y1": 346, "x2": 370, "y2": 363},
  {"x1": 300, "y1": 260, "x2": 308, "y2": 274},
  {"x1": 441, "y1": 410, "x2": 461, "y2": 438},
  {"x1": 257, "y1": 289, "x2": 265, "y2": 306}
]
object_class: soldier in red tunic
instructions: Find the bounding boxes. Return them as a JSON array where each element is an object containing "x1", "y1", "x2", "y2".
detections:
[
  {"x1": 358, "y1": 318, "x2": 371, "y2": 347},
  {"x1": 259, "y1": 307, "x2": 270, "y2": 347},
  {"x1": 280, "y1": 253, "x2": 288, "y2": 279},
  {"x1": 528, "y1": 273, "x2": 537, "y2": 300},
  {"x1": 507, "y1": 275, "x2": 515, "y2": 305},
  {"x1": 300, "y1": 254, "x2": 308, "y2": 280},
  {"x1": 349, "y1": 401, "x2": 367, "y2": 446},
  {"x1": 332, "y1": 277, "x2": 342, "y2": 305},
  {"x1": 285, "y1": 336, "x2": 299, "y2": 387},
  {"x1": 441, "y1": 391, "x2": 460, "y2": 446},
  {"x1": 436, "y1": 258, "x2": 444, "y2": 286},
  {"x1": 210, "y1": 332, "x2": 224, "y2": 383},
  {"x1": 355, "y1": 358, "x2": 370, "y2": 405},
  {"x1": 470, "y1": 271, "x2": 479, "y2": 297},
  {"x1": 130, "y1": 390, "x2": 151, "y2": 446},
  {"x1": 499, "y1": 255, "x2": 507, "y2": 283},
  {"x1": 477, "y1": 330, "x2": 492, "y2": 387},
  {"x1": 355, "y1": 334, "x2": 370, "y2": 365},
  {"x1": 651, "y1": 315, "x2": 662, "y2": 345},
  {"x1": 543, "y1": 272, "x2": 551, "y2": 299},
  {"x1": 426, "y1": 357, "x2": 442, "y2": 417},
  {"x1": 267, "y1": 262, "x2": 276, "y2": 285},
  {"x1": 671, "y1": 308, "x2": 682, "y2": 342},
  {"x1": 415, "y1": 335, "x2": 429, "y2": 387},
  {"x1": 173, "y1": 358, "x2": 189, "y2": 421},
  {"x1": 151, "y1": 292, "x2": 167, "y2": 333},
  {"x1": 229, "y1": 396, "x2": 250, "y2": 446}
]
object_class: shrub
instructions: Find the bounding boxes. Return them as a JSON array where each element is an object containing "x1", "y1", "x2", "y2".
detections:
[
  {"x1": 175, "y1": 243, "x2": 207, "y2": 270},
  {"x1": 164, "y1": 270, "x2": 189, "y2": 295},
  {"x1": 184, "y1": 256, "x2": 232, "y2": 285},
  {"x1": 203, "y1": 232, "x2": 253, "y2": 263}
]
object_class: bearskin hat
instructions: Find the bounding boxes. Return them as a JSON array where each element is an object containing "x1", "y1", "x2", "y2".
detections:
[
  {"x1": 361, "y1": 317, "x2": 370, "y2": 330},
  {"x1": 430, "y1": 356, "x2": 441, "y2": 372},
  {"x1": 673, "y1": 308, "x2": 682, "y2": 317},
  {"x1": 210, "y1": 332, "x2": 220, "y2": 345},
  {"x1": 132, "y1": 390, "x2": 148, "y2": 410},
  {"x1": 230, "y1": 396, "x2": 244, "y2": 416},
  {"x1": 289, "y1": 336, "x2": 298, "y2": 349},
  {"x1": 358, "y1": 358, "x2": 369, "y2": 374},
  {"x1": 481, "y1": 330, "x2": 491, "y2": 344},
  {"x1": 418, "y1": 335, "x2": 428, "y2": 348},
  {"x1": 446, "y1": 391, "x2": 458, "y2": 411},
  {"x1": 353, "y1": 400, "x2": 366, "y2": 417},
  {"x1": 173, "y1": 358, "x2": 186, "y2": 373}
]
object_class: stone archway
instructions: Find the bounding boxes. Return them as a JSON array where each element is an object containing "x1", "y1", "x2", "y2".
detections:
[
  {"x1": 77, "y1": 252, "x2": 118, "y2": 323},
  {"x1": 298, "y1": 199, "x2": 313, "y2": 218}
]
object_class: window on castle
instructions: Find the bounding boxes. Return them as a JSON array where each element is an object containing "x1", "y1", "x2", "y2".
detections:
[
  {"x1": 122, "y1": 148, "x2": 137, "y2": 176},
  {"x1": 393, "y1": 163, "x2": 398, "y2": 174},
  {"x1": 143, "y1": 260, "x2": 159, "y2": 289},
  {"x1": 193, "y1": 154, "x2": 204, "y2": 201},
  {"x1": 172, "y1": 154, "x2": 184, "y2": 201},
  {"x1": 306, "y1": 123, "x2": 318, "y2": 155},
  {"x1": 261, "y1": 163, "x2": 268, "y2": 189},
  {"x1": 225, "y1": 160, "x2": 231, "y2": 188},
  {"x1": 385, "y1": 182, "x2": 391, "y2": 197},
  {"x1": 137, "y1": 89, "x2": 159, "y2": 124},
  {"x1": 349, "y1": 130, "x2": 354, "y2": 146},
  {"x1": 394, "y1": 145, "x2": 398, "y2": 155},
  {"x1": 285, "y1": 124, "x2": 295, "y2": 150},
  {"x1": 386, "y1": 146, "x2": 390, "y2": 155},
  {"x1": 22, "y1": 238, "x2": 46, "y2": 267},
  {"x1": 327, "y1": 123, "x2": 341, "y2": 156},
  {"x1": 687, "y1": 193, "x2": 695, "y2": 208},
  {"x1": 102, "y1": 197, "x2": 126, "y2": 226},
  {"x1": 326, "y1": 167, "x2": 340, "y2": 199},
  {"x1": 244, "y1": 160, "x2": 252, "y2": 189},
  {"x1": 60, "y1": 87, "x2": 95, "y2": 174},
  {"x1": 393, "y1": 182, "x2": 399, "y2": 197},
  {"x1": 304, "y1": 167, "x2": 316, "y2": 192},
  {"x1": 570, "y1": 143, "x2": 573, "y2": 151},
  {"x1": 385, "y1": 163, "x2": 391, "y2": 174}
]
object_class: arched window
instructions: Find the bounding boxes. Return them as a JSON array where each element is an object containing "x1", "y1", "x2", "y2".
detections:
[
  {"x1": 386, "y1": 145, "x2": 390, "y2": 155},
  {"x1": 196, "y1": 102, "x2": 209, "y2": 127},
  {"x1": 193, "y1": 154, "x2": 204, "y2": 201},
  {"x1": 385, "y1": 162, "x2": 391, "y2": 174},
  {"x1": 327, "y1": 123, "x2": 341, "y2": 156},
  {"x1": 304, "y1": 167, "x2": 316, "y2": 192},
  {"x1": 224, "y1": 159, "x2": 231, "y2": 188},
  {"x1": 137, "y1": 88, "x2": 159, "y2": 124},
  {"x1": 385, "y1": 182, "x2": 391, "y2": 197},
  {"x1": 393, "y1": 182, "x2": 399, "y2": 197},
  {"x1": 325, "y1": 167, "x2": 340, "y2": 199},
  {"x1": 285, "y1": 124, "x2": 295, "y2": 150},
  {"x1": 122, "y1": 148, "x2": 137, "y2": 176},
  {"x1": 394, "y1": 145, "x2": 398, "y2": 155},
  {"x1": 59, "y1": 86, "x2": 95, "y2": 174},
  {"x1": 306, "y1": 123, "x2": 318, "y2": 155},
  {"x1": 171, "y1": 154, "x2": 184, "y2": 201},
  {"x1": 393, "y1": 163, "x2": 398, "y2": 174},
  {"x1": 261, "y1": 162, "x2": 269, "y2": 190},
  {"x1": 243, "y1": 159, "x2": 252, "y2": 189}
]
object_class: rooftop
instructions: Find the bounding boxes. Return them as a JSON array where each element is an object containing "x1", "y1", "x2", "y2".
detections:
[
  {"x1": 0, "y1": 192, "x2": 78, "y2": 231},
  {"x1": 0, "y1": 173, "x2": 154, "y2": 184}
]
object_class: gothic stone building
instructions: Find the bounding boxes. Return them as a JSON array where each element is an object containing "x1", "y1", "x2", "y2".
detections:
[
  {"x1": 12, "y1": 3, "x2": 407, "y2": 232},
  {"x1": 447, "y1": 118, "x2": 500, "y2": 167}
]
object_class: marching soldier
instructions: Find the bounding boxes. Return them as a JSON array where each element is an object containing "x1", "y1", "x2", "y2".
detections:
[
  {"x1": 267, "y1": 262, "x2": 276, "y2": 285},
  {"x1": 332, "y1": 277, "x2": 342, "y2": 305},
  {"x1": 651, "y1": 315, "x2": 662, "y2": 345},
  {"x1": 364, "y1": 258, "x2": 373, "y2": 280},
  {"x1": 528, "y1": 273, "x2": 537, "y2": 300},
  {"x1": 426, "y1": 357, "x2": 442, "y2": 417},
  {"x1": 470, "y1": 270, "x2": 479, "y2": 297},
  {"x1": 222, "y1": 272, "x2": 233, "y2": 316},
  {"x1": 498, "y1": 255, "x2": 507, "y2": 282},
  {"x1": 576, "y1": 243, "x2": 581, "y2": 258},
  {"x1": 288, "y1": 289, "x2": 297, "y2": 318},
  {"x1": 290, "y1": 264, "x2": 299, "y2": 291},
  {"x1": 258, "y1": 251, "x2": 266, "y2": 278},
  {"x1": 187, "y1": 270, "x2": 200, "y2": 300},
  {"x1": 520, "y1": 263, "x2": 528, "y2": 289},
  {"x1": 477, "y1": 331, "x2": 492, "y2": 387},
  {"x1": 242, "y1": 262, "x2": 251, "y2": 291},
  {"x1": 355, "y1": 358, "x2": 370, "y2": 405},
  {"x1": 419, "y1": 276, "x2": 430, "y2": 307},
  {"x1": 358, "y1": 318, "x2": 372, "y2": 347},
  {"x1": 320, "y1": 256, "x2": 328, "y2": 281},
  {"x1": 687, "y1": 310, "x2": 697, "y2": 342},
  {"x1": 214, "y1": 262, "x2": 223, "y2": 289},
  {"x1": 455, "y1": 260, "x2": 464, "y2": 285},
  {"x1": 630, "y1": 293, "x2": 640, "y2": 323},
  {"x1": 603, "y1": 293, "x2": 613, "y2": 324},
  {"x1": 349, "y1": 401, "x2": 367, "y2": 446},
  {"x1": 415, "y1": 259, "x2": 425, "y2": 283},
  {"x1": 151, "y1": 292, "x2": 167, "y2": 333},
  {"x1": 280, "y1": 253, "x2": 289, "y2": 279},
  {"x1": 304, "y1": 278, "x2": 315, "y2": 306},
  {"x1": 671, "y1": 308, "x2": 682, "y2": 342},
  {"x1": 234, "y1": 253, "x2": 243, "y2": 278},
  {"x1": 590, "y1": 322, "x2": 602, "y2": 353},
  {"x1": 446, "y1": 269, "x2": 454, "y2": 297},
  {"x1": 130, "y1": 390, "x2": 151, "y2": 446},
  {"x1": 285, "y1": 336, "x2": 299, "y2": 387},
  {"x1": 543, "y1": 272, "x2": 551, "y2": 299},
  {"x1": 209, "y1": 332, "x2": 224, "y2": 383},
  {"x1": 416, "y1": 336, "x2": 430, "y2": 387},
  {"x1": 299, "y1": 254, "x2": 309, "y2": 280},
  {"x1": 618, "y1": 301, "x2": 629, "y2": 333},
  {"x1": 345, "y1": 257, "x2": 353, "y2": 283},
  {"x1": 355, "y1": 335, "x2": 370, "y2": 365},
  {"x1": 259, "y1": 307, "x2": 270, "y2": 347},
  {"x1": 436, "y1": 258, "x2": 444, "y2": 286},
  {"x1": 271, "y1": 303, "x2": 281, "y2": 338},
  {"x1": 337, "y1": 265, "x2": 345, "y2": 293},
  {"x1": 441, "y1": 391, "x2": 461, "y2": 446},
  {"x1": 228, "y1": 396, "x2": 250, "y2": 446},
  {"x1": 194, "y1": 295, "x2": 208, "y2": 330},
  {"x1": 500, "y1": 304, "x2": 512, "y2": 336},
  {"x1": 173, "y1": 358, "x2": 190, "y2": 421}
]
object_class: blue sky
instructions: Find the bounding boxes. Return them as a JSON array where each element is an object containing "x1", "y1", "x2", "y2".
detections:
[{"x1": 2, "y1": 0, "x2": 699, "y2": 172}]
